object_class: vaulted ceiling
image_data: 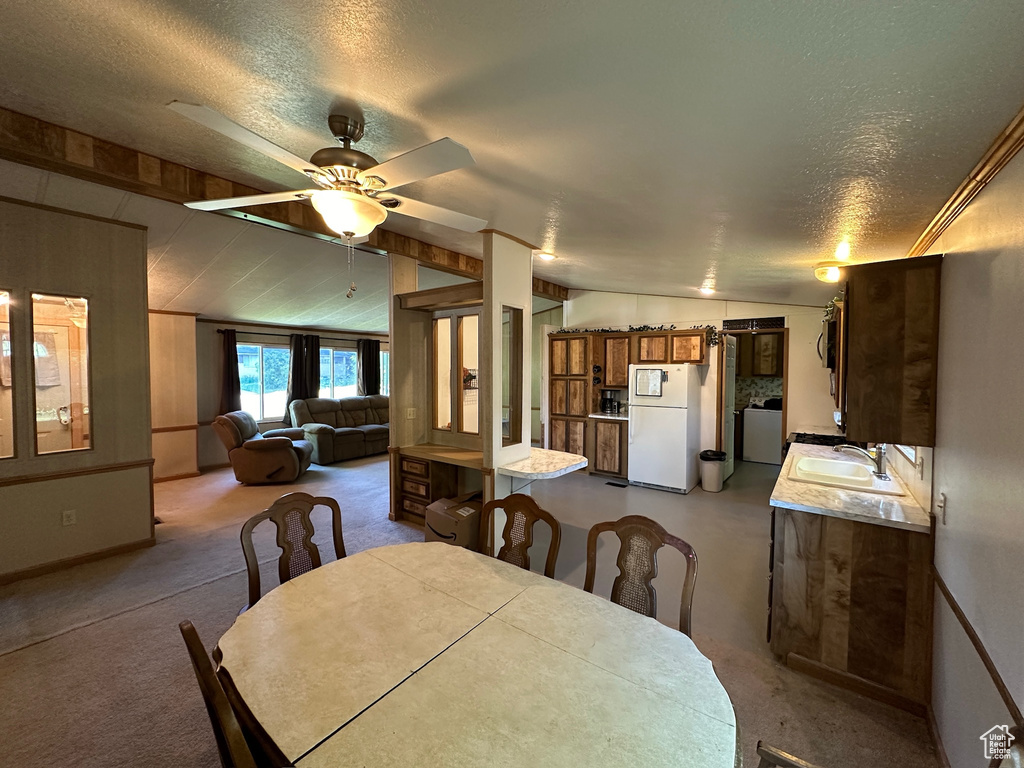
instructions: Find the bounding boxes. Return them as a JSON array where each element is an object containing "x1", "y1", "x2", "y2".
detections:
[{"x1": 3, "y1": 0, "x2": 1024, "y2": 312}]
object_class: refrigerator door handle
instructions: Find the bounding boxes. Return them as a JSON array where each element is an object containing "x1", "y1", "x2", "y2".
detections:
[{"x1": 628, "y1": 406, "x2": 634, "y2": 444}]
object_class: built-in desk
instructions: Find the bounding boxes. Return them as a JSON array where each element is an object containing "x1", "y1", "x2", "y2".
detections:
[{"x1": 391, "y1": 444, "x2": 485, "y2": 523}]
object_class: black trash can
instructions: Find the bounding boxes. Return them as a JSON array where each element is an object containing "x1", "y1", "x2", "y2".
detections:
[{"x1": 698, "y1": 450, "x2": 727, "y2": 493}]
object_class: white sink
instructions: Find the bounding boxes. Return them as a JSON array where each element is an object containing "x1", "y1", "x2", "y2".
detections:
[{"x1": 789, "y1": 456, "x2": 905, "y2": 496}]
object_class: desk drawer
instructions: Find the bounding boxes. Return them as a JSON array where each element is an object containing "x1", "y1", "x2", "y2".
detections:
[
  {"x1": 401, "y1": 497, "x2": 428, "y2": 518},
  {"x1": 400, "y1": 457, "x2": 430, "y2": 477},
  {"x1": 401, "y1": 478, "x2": 430, "y2": 498}
]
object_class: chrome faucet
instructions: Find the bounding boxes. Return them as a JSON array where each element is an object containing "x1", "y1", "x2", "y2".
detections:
[{"x1": 833, "y1": 443, "x2": 888, "y2": 479}]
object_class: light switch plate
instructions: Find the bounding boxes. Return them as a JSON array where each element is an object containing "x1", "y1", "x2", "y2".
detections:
[{"x1": 406, "y1": 408, "x2": 416, "y2": 420}]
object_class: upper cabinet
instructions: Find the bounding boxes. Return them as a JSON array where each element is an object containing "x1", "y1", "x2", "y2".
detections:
[
  {"x1": 603, "y1": 336, "x2": 631, "y2": 388},
  {"x1": 637, "y1": 334, "x2": 669, "y2": 363},
  {"x1": 670, "y1": 333, "x2": 706, "y2": 365},
  {"x1": 844, "y1": 255, "x2": 942, "y2": 446},
  {"x1": 552, "y1": 335, "x2": 588, "y2": 376}
]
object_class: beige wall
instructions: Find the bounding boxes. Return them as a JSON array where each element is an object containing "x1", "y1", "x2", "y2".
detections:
[
  {"x1": 0, "y1": 198, "x2": 152, "y2": 578},
  {"x1": 149, "y1": 312, "x2": 198, "y2": 480},
  {"x1": 564, "y1": 292, "x2": 838, "y2": 450},
  {"x1": 927, "y1": 153, "x2": 1024, "y2": 765}
]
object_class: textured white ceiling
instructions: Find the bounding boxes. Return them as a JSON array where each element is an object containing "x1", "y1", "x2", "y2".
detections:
[{"x1": 3, "y1": 0, "x2": 1024, "y2": 307}]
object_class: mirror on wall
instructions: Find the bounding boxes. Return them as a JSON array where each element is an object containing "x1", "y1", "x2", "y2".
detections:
[
  {"x1": 32, "y1": 293, "x2": 91, "y2": 454},
  {"x1": 458, "y1": 314, "x2": 479, "y2": 434},
  {"x1": 501, "y1": 306, "x2": 523, "y2": 446},
  {"x1": 433, "y1": 316, "x2": 452, "y2": 430},
  {"x1": 0, "y1": 290, "x2": 12, "y2": 458}
]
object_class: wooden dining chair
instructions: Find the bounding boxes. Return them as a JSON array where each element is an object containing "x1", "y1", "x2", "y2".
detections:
[
  {"x1": 479, "y1": 494, "x2": 562, "y2": 578},
  {"x1": 179, "y1": 620, "x2": 259, "y2": 768},
  {"x1": 240, "y1": 492, "x2": 346, "y2": 611},
  {"x1": 755, "y1": 741, "x2": 825, "y2": 768},
  {"x1": 584, "y1": 514, "x2": 697, "y2": 636}
]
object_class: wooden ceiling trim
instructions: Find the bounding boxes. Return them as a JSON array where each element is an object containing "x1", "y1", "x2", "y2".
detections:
[
  {"x1": 908, "y1": 100, "x2": 1024, "y2": 257},
  {"x1": 0, "y1": 105, "x2": 570, "y2": 300}
]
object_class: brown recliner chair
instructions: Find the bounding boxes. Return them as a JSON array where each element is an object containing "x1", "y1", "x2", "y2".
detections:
[{"x1": 212, "y1": 411, "x2": 314, "y2": 485}]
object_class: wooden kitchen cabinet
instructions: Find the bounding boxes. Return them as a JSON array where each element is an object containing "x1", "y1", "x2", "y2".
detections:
[
  {"x1": 638, "y1": 334, "x2": 669, "y2": 363},
  {"x1": 550, "y1": 417, "x2": 585, "y2": 455},
  {"x1": 769, "y1": 507, "x2": 933, "y2": 714},
  {"x1": 844, "y1": 254, "x2": 942, "y2": 446},
  {"x1": 567, "y1": 336, "x2": 588, "y2": 375},
  {"x1": 603, "y1": 335, "x2": 631, "y2": 388},
  {"x1": 669, "y1": 333, "x2": 705, "y2": 364},
  {"x1": 586, "y1": 417, "x2": 628, "y2": 477}
]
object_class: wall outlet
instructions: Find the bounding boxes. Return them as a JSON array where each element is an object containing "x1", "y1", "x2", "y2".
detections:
[
  {"x1": 61, "y1": 509, "x2": 77, "y2": 527},
  {"x1": 406, "y1": 408, "x2": 416, "y2": 420}
]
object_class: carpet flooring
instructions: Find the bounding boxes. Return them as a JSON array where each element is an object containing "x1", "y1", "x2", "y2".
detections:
[{"x1": 0, "y1": 456, "x2": 939, "y2": 767}]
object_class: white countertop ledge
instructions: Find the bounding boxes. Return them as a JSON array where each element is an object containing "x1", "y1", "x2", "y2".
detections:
[
  {"x1": 770, "y1": 443, "x2": 932, "y2": 533},
  {"x1": 498, "y1": 448, "x2": 588, "y2": 479},
  {"x1": 587, "y1": 412, "x2": 628, "y2": 421}
]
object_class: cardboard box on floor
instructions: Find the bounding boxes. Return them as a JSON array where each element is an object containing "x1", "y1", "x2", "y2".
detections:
[{"x1": 424, "y1": 493, "x2": 482, "y2": 550}]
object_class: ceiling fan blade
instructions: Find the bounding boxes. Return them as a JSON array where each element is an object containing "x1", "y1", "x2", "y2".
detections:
[
  {"x1": 185, "y1": 190, "x2": 318, "y2": 212},
  {"x1": 381, "y1": 195, "x2": 486, "y2": 232},
  {"x1": 359, "y1": 138, "x2": 474, "y2": 191},
  {"x1": 167, "y1": 102, "x2": 321, "y2": 179}
]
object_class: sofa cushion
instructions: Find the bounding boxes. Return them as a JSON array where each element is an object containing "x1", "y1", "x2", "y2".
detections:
[
  {"x1": 367, "y1": 395, "x2": 389, "y2": 425},
  {"x1": 303, "y1": 398, "x2": 343, "y2": 428},
  {"x1": 338, "y1": 396, "x2": 373, "y2": 428},
  {"x1": 332, "y1": 427, "x2": 366, "y2": 444},
  {"x1": 356, "y1": 424, "x2": 389, "y2": 440}
]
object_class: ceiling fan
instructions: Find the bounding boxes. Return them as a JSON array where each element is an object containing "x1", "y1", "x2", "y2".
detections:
[{"x1": 167, "y1": 102, "x2": 487, "y2": 241}]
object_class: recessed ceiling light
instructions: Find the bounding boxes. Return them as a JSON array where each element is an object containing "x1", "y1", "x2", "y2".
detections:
[
  {"x1": 535, "y1": 252, "x2": 556, "y2": 261},
  {"x1": 699, "y1": 286, "x2": 715, "y2": 296},
  {"x1": 834, "y1": 240, "x2": 851, "y2": 261}
]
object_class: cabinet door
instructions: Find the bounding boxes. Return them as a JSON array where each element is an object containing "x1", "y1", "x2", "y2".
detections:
[
  {"x1": 638, "y1": 334, "x2": 668, "y2": 362},
  {"x1": 670, "y1": 334, "x2": 704, "y2": 364},
  {"x1": 550, "y1": 380, "x2": 568, "y2": 415},
  {"x1": 567, "y1": 337, "x2": 588, "y2": 375},
  {"x1": 752, "y1": 333, "x2": 782, "y2": 376},
  {"x1": 550, "y1": 418, "x2": 567, "y2": 451},
  {"x1": 551, "y1": 338, "x2": 567, "y2": 376},
  {"x1": 845, "y1": 255, "x2": 941, "y2": 446},
  {"x1": 603, "y1": 336, "x2": 630, "y2": 387},
  {"x1": 567, "y1": 380, "x2": 587, "y2": 416},
  {"x1": 567, "y1": 420, "x2": 585, "y2": 455},
  {"x1": 594, "y1": 420, "x2": 622, "y2": 474}
]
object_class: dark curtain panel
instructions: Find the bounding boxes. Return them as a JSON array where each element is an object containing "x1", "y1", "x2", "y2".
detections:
[
  {"x1": 219, "y1": 329, "x2": 241, "y2": 415},
  {"x1": 284, "y1": 334, "x2": 320, "y2": 424},
  {"x1": 357, "y1": 338, "x2": 381, "y2": 396}
]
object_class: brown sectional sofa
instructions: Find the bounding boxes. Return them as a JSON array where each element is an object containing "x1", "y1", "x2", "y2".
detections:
[{"x1": 288, "y1": 395, "x2": 390, "y2": 465}]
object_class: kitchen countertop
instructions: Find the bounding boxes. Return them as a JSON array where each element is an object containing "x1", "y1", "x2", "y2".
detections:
[
  {"x1": 497, "y1": 448, "x2": 588, "y2": 480},
  {"x1": 770, "y1": 443, "x2": 931, "y2": 533},
  {"x1": 587, "y1": 411, "x2": 628, "y2": 421}
]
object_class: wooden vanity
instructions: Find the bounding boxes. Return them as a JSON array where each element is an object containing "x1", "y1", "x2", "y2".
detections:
[{"x1": 768, "y1": 443, "x2": 933, "y2": 715}]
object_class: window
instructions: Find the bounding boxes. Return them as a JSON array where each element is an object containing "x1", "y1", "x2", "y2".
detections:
[
  {"x1": 319, "y1": 347, "x2": 358, "y2": 398},
  {"x1": 32, "y1": 293, "x2": 91, "y2": 454},
  {"x1": 237, "y1": 344, "x2": 290, "y2": 421},
  {"x1": 433, "y1": 310, "x2": 480, "y2": 434},
  {"x1": 379, "y1": 350, "x2": 390, "y2": 396}
]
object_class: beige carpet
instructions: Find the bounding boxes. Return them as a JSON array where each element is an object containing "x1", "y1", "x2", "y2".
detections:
[{"x1": 0, "y1": 456, "x2": 938, "y2": 767}]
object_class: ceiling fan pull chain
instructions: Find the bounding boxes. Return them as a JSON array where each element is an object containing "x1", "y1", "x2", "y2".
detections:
[{"x1": 345, "y1": 236, "x2": 356, "y2": 298}]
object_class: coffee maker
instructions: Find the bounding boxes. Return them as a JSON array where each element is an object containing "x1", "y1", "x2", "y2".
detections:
[{"x1": 600, "y1": 389, "x2": 622, "y2": 414}]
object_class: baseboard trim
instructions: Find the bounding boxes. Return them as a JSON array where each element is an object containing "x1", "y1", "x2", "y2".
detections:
[
  {"x1": 926, "y1": 706, "x2": 951, "y2": 768},
  {"x1": 786, "y1": 653, "x2": 927, "y2": 718},
  {"x1": 153, "y1": 471, "x2": 202, "y2": 483},
  {"x1": 0, "y1": 536, "x2": 156, "y2": 586}
]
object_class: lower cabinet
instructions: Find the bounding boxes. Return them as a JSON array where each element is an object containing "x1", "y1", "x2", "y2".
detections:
[
  {"x1": 585, "y1": 417, "x2": 628, "y2": 478},
  {"x1": 550, "y1": 417, "x2": 585, "y2": 455}
]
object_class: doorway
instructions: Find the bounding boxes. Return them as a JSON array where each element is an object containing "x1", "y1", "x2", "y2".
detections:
[{"x1": 717, "y1": 328, "x2": 789, "y2": 468}]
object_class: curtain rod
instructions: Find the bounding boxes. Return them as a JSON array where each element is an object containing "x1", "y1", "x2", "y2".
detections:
[{"x1": 217, "y1": 329, "x2": 384, "y2": 345}]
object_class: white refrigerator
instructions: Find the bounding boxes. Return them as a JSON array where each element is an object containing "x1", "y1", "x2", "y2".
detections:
[{"x1": 627, "y1": 364, "x2": 702, "y2": 493}]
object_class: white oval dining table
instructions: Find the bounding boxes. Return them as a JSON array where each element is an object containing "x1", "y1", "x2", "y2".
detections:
[{"x1": 216, "y1": 541, "x2": 738, "y2": 767}]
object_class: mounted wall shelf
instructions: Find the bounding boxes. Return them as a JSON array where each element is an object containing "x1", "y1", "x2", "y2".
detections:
[{"x1": 397, "y1": 282, "x2": 483, "y2": 312}]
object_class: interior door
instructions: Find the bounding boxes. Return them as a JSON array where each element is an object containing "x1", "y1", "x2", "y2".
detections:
[{"x1": 721, "y1": 335, "x2": 737, "y2": 479}]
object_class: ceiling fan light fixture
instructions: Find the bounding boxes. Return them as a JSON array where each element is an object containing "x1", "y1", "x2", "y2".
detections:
[
  {"x1": 311, "y1": 189, "x2": 387, "y2": 237},
  {"x1": 813, "y1": 260, "x2": 845, "y2": 283}
]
